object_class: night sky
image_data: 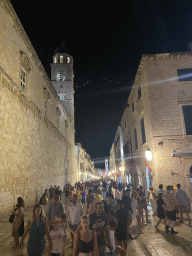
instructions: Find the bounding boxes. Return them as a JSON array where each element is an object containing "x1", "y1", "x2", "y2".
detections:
[{"x1": 11, "y1": 0, "x2": 192, "y2": 168}]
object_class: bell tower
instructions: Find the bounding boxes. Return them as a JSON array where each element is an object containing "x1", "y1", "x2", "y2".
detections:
[{"x1": 51, "y1": 51, "x2": 74, "y2": 120}]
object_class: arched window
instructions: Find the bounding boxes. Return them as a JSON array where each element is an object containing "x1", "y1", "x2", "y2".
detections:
[
  {"x1": 67, "y1": 57, "x2": 70, "y2": 63},
  {"x1": 60, "y1": 55, "x2": 64, "y2": 63}
]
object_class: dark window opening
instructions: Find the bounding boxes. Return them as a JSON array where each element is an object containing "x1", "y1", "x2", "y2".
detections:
[
  {"x1": 182, "y1": 105, "x2": 192, "y2": 135},
  {"x1": 140, "y1": 118, "x2": 146, "y2": 144},
  {"x1": 134, "y1": 128, "x2": 138, "y2": 150},
  {"x1": 132, "y1": 102, "x2": 134, "y2": 113},
  {"x1": 177, "y1": 68, "x2": 192, "y2": 82},
  {"x1": 138, "y1": 86, "x2": 141, "y2": 100},
  {"x1": 190, "y1": 166, "x2": 192, "y2": 184},
  {"x1": 124, "y1": 141, "x2": 129, "y2": 155},
  {"x1": 190, "y1": 166, "x2": 192, "y2": 178}
]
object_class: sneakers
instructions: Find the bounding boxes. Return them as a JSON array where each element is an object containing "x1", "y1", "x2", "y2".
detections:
[
  {"x1": 170, "y1": 229, "x2": 178, "y2": 234},
  {"x1": 165, "y1": 225, "x2": 169, "y2": 233}
]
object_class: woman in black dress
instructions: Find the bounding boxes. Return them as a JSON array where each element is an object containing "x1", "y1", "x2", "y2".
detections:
[{"x1": 155, "y1": 193, "x2": 166, "y2": 231}]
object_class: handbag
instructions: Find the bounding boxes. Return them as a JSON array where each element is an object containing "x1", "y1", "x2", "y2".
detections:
[{"x1": 9, "y1": 213, "x2": 15, "y2": 223}]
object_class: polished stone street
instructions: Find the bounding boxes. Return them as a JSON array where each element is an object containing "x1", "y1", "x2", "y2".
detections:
[{"x1": 0, "y1": 197, "x2": 192, "y2": 256}]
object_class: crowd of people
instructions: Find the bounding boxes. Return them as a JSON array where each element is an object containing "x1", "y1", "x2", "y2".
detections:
[{"x1": 10, "y1": 180, "x2": 191, "y2": 256}]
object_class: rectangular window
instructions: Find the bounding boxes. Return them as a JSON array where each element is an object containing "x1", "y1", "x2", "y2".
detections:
[
  {"x1": 134, "y1": 128, "x2": 138, "y2": 150},
  {"x1": 140, "y1": 118, "x2": 146, "y2": 144},
  {"x1": 21, "y1": 68, "x2": 26, "y2": 90},
  {"x1": 124, "y1": 141, "x2": 129, "y2": 155},
  {"x1": 58, "y1": 92, "x2": 65, "y2": 101},
  {"x1": 177, "y1": 68, "x2": 192, "y2": 82},
  {"x1": 182, "y1": 105, "x2": 192, "y2": 135},
  {"x1": 57, "y1": 73, "x2": 61, "y2": 81}
]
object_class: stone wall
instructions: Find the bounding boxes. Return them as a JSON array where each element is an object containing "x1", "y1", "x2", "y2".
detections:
[
  {"x1": 0, "y1": 0, "x2": 75, "y2": 215},
  {"x1": 110, "y1": 52, "x2": 192, "y2": 197}
]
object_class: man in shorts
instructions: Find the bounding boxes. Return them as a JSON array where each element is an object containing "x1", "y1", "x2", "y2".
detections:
[
  {"x1": 66, "y1": 194, "x2": 84, "y2": 247},
  {"x1": 116, "y1": 200, "x2": 129, "y2": 250},
  {"x1": 176, "y1": 184, "x2": 191, "y2": 225},
  {"x1": 165, "y1": 186, "x2": 178, "y2": 234},
  {"x1": 122, "y1": 189, "x2": 133, "y2": 238}
]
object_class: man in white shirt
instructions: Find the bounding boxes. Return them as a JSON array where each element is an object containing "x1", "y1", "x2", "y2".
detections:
[
  {"x1": 157, "y1": 184, "x2": 165, "y2": 200},
  {"x1": 176, "y1": 184, "x2": 191, "y2": 225},
  {"x1": 66, "y1": 194, "x2": 84, "y2": 247}
]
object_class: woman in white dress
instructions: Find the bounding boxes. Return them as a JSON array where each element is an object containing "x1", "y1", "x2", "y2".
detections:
[{"x1": 131, "y1": 190, "x2": 138, "y2": 221}]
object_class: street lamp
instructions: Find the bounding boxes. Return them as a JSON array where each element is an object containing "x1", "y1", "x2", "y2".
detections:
[{"x1": 145, "y1": 149, "x2": 152, "y2": 161}]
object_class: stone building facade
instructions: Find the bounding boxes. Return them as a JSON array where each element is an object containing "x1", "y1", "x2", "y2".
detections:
[
  {"x1": 0, "y1": 0, "x2": 75, "y2": 215},
  {"x1": 110, "y1": 52, "x2": 192, "y2": 199},
  {"x1": 75, "y1": 143, "x2": 95, "y2": 182}
]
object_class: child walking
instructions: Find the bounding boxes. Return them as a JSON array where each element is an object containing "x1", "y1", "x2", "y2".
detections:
[
  {"x1": 106, "y1": 218, "x2": 126, "y2": 256},
  {"x1": 49, "y1": 217, "x2": 65, "y2": 256}
]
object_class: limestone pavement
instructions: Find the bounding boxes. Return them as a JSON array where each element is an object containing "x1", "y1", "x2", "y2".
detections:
[{"x1": 0, "y1": 196, "x2": 192, "y2": 256}]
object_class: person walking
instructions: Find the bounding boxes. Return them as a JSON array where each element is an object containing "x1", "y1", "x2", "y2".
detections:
[
  {"x1": 84, "y1": 200, "x2": 96, "y2": 216},
  {"x1": 66, "y1": 194, "x2": 84, "y2": 248},
  {"x1": 176, "y1": 184, "x2": 191, "y2": 225},
  {"x1": 155, "y1": 193, "x2": 166, "y2": 231},
  {"x1": 96, "y1": 189, "x2": 103, "y2": 202},
  {"x1": 39, "y1": 189, "x2": 49, "y2": 205},
  {"x1": 148, "y1": 186, "x2": 157, "y2": 215},
  {"x1": 11, "y1": 197, "x2": 24, "y2": 247},
  {"x1": 106, "y1": 218, "x2": 126, "y2": 256},
  {"x1": 41, "y1": 196, "x2": 50, "y2": 223},
  {"x1": 73, "y1": 215, "x2": 99, "y2": 256},
  {"x1": 122, "y1": 189, "x2": 133, "y2": 238},
  {"x1": 20, "y1": 204, "x2": 51, "y2": 256},
  {"x1": 49, "y1": 195, "x2": 64, "y2": 225},
  {"x1": 89, "y1": 202, "x2": 109, "y2": 256},
  {"x1": 157, "y1": 184, "x2": 165, "y2": 200},
  {"x1": 49, "y1": 185, "x2": 55, "y2": 203},
  {"x1": 116, "y1": 200, "x2": 129, "y2": 250},
  {"x1": 81, "y1": 187, "x2": 86, "y2": 207},
  {"x1": 164, "y1": 185, "x2": 178, "y2": 234},
  {"x1": 86, "y1": 188, "x2": 95, "y2": 209},
  {"x1": 131, "y1": 190, "x2": 138, "y2": 221},
  {"x1": 55, "y1": 186, "x2": 62, "y2": 199},
  {"x1": 49, "y1": 217, "x2": 65, "y2": 256}
]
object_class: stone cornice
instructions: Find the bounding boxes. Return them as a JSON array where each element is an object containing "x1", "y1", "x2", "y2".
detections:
[{"x1": 0, "y1": 0, "x2": 72, "y2": 122}]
